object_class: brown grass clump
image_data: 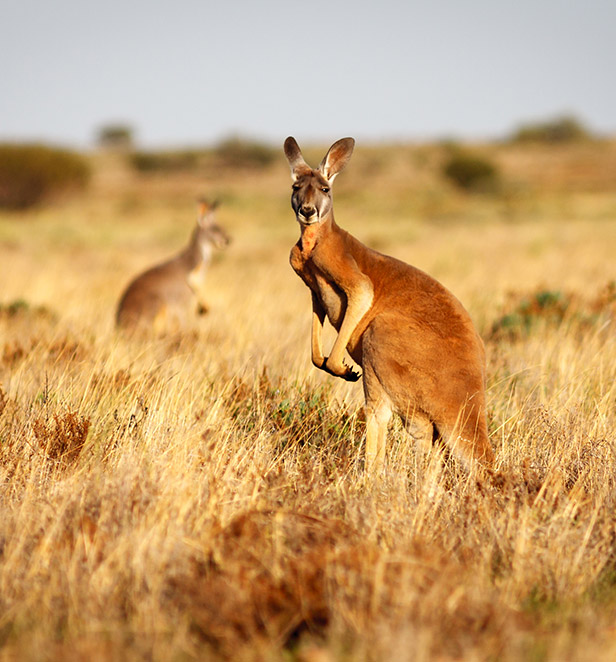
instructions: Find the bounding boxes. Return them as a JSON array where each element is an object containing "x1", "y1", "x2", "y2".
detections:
[
  {"x1": 32, "y1": 409, "x2": 91, "y2": 465},
  {"x1": 0, "y1": 139, "x2": 615, "y2": 660}
]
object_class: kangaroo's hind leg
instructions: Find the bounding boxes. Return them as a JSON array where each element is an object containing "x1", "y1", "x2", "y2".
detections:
[
  {"x1": 403, "y1": 410, "x2": 434, "y2": 454},
  {"x1": 435, "y1": 397, "x2": 494, "y2": 471},
  {"x1": 362, "y1": 361, "x2": 393, "y2": 473}
]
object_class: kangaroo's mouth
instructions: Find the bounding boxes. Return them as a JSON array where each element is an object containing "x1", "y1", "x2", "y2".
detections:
[{"x1": 297, "y1": 213, "x2": 319, "y2": 225}]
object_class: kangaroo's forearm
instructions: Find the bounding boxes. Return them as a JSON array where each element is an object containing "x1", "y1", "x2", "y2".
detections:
[
  {"x1": 311, "y1": 294, "x2": 326, "y2": 368},
  {"x1": 326, "y1": 276, "x2": 373, "y2": 373}
]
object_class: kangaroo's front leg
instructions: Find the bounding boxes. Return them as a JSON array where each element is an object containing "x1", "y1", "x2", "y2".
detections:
[
  {"x1": 323, "y1": 272, "x2": 373, "y2": 382},
  {"x1": 310, "y1": 293, "x2": 327, "y2": 369},
  {"x1": 311, "y1": 291, "x2": 361, "y2": 382},
  {"x1": 188, "y1": 266, "x2": 209, "y2": 316}
]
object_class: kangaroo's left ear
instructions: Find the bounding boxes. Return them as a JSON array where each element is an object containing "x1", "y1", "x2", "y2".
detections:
[
  {"x1": 284, "y1": 136, "x2": 310, "y2": 181},
  {"x1": 318, "y1": 137, "x2": 355, "y2": 183}
]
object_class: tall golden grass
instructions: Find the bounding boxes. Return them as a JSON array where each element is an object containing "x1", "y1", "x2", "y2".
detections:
[{"x1": 0, "y1": 142, "x2": 615, "y2": 661}]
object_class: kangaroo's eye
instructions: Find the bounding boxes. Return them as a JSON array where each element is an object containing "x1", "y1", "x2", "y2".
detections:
[
  {"x1": 321, "y1": 187, "x2": 330, "y2": 193},
  {"x1": 292, "y1": 183, "x2": 300, "y2": 191}
]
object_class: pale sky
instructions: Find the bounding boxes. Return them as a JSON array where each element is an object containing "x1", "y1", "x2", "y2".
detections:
[{"x1": 2, "y1": 0, "x2": 615, "y2": 148}]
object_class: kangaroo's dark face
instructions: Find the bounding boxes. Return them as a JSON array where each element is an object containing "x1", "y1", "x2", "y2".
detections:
[
  {"x1": 284, "y1": 136, "x2": 355, "y2": 227},
  {"x1": 290, "y1": 167, "x2": 333, "y2": 225}
]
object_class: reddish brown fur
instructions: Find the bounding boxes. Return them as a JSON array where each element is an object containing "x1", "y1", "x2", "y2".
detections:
[{"x1": 284, "y1": 136, "x2": 494, "y2": 472}]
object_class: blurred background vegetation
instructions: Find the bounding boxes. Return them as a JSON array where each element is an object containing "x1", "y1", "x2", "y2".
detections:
[
  {"x1": 0, "y1": 144, "x2": 90, "y2": 210},
  {"x1": 0, "y1": 114, "x2": 611, "y2": 212}
]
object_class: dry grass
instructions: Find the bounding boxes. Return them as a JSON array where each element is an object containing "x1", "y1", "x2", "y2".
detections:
[{"x1": 0, "y1": 141, "x2": 615, "y2": 661}]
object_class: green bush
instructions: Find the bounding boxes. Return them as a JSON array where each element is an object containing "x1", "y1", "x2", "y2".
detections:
[
  {"x1": 442, "y1": 152, "x2": 500, "y2": 193},
  {"x1": 510, "y1": 115, "x2": 592, "y2": 143},
  {"x1": 489, "y1": 290, "x2": 569, "y2": 341},
  {"x1": 0, "y1": 144, "x2": 90, "y2": 210}
]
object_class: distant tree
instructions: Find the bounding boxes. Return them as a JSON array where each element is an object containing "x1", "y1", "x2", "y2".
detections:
[
  {"x1": 97, "y1": 124, "x2": 134, "y2": 150},
  {"x1": 510, "y1": 115, "x2": 592, "y2": 143}
]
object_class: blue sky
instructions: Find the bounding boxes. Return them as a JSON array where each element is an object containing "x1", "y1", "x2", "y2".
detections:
[{"x1": 2, "y1": 0, "x2": 615, "y2": 148}]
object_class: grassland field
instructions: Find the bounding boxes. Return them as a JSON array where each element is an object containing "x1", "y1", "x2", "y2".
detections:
[{"x1": 0, "y1": 139, "x2": 615, "y2": 661}]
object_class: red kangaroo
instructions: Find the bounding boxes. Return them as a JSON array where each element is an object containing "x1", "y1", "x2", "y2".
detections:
[{"x1": 285, "y1": 136, "x2": 494, "y2": 472}]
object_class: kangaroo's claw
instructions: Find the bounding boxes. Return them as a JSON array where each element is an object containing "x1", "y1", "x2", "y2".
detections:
[
  {"x1": 343, "y1": 365, "x2": 362, "y2": 382},
  {"x1": 321, "y1": 357, "x2": 362, "y2": 382}
]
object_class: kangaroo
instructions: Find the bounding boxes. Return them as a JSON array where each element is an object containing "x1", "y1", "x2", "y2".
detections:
[
  {"x1": 116, "y1": 199, "x2": 230, "y2": 333},
  {"x1": 284, "y1": 136, "x2": 494, "y2": 472}
]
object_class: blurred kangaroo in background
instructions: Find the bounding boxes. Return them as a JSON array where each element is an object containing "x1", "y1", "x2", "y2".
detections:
[
  {"x1": 284, "y1": 136, "x2": 494, "y2": 473},
  {"x1": 116, "y1": 199, "x2": 230, "y2": 333}
]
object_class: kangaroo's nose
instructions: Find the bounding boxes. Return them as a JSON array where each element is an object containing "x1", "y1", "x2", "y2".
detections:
[{"x1": 300, "y1": 205, "x2": 316, "y2": 218}]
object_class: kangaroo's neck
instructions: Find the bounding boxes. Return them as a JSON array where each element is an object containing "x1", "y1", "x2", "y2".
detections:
[
  {"x1": 299, "y1": 213, "x2": 337, "y2": 257},
  {"x1": 179, "y1": 228, "x2": 209, "y2": 269}
]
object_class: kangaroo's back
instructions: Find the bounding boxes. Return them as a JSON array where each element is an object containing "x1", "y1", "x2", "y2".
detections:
[{"x1": 115, "y1": 257, "x2": 188, "y2": 330}]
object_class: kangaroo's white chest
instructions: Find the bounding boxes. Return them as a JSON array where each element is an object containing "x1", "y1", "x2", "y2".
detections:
[
  {"x1": 187, "y1": 263, "x2": 207, "y2": 293},
  {"x1": 290, "y1": 242, "x2": 347, "y2": 328},
  {"x1": 313, "y1": 272, "x2": 346, "y2": 328}
]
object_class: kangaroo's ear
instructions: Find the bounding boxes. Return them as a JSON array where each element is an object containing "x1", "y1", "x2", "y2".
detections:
[
  {"x1": 319, "y1": 137, "x2": 355, "y2": 182},
  {"x1": 197, "y1": 198, "x2": 214, "y2": 227},
  {"x1": 284, "y1": 136, "x2": 308, "y2": 180}
]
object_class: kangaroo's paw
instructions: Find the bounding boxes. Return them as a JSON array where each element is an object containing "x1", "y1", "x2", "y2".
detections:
[
  {"x1": 341, "y1": 363, "x2": 362, "y2": 382},
  {"x1": 322, "y1": 357, "x2": 362, "y2": 382}
]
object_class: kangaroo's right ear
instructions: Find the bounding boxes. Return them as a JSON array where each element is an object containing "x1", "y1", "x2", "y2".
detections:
[
  {"x1": 197, "y1": 198, "x2": 217, "y2": 227},
  {"x1": 319, "y1": 137, "x2": 355, "y2": 183},
  {"x1": 284, "y1": 136, "x2": 308, "y2": 180}
]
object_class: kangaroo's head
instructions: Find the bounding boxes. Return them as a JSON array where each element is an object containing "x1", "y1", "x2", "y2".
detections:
[
  {"x1": 195, "y1": 199, "x2": 231, "y2": 254},
  {"x1": 284, "y1": 137, "x2": 355, "y2": 226}
]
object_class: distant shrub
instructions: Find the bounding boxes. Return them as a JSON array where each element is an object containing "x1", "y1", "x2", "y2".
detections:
[
  {"x1": 214, "y1": 136, "x2": 277, "y2": 169},
  {"x1": 130, "y1": 150, "x2": 199, "y2": 173},
  {"x1": 511, "y1": 115, "x2": 592, "y2": 143},
  {"x1": 486, "y1": 285, "x2": 616, "y2": 341},
  {"x1": 442, "y1": 152, "x2": 500, "y2": 193},
  {"x1": 489, "y1": 290, "x2": 569, "y2": 341},
  {"x1": 0, "y1": 143, "x2": 90, "y2": 210}
]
